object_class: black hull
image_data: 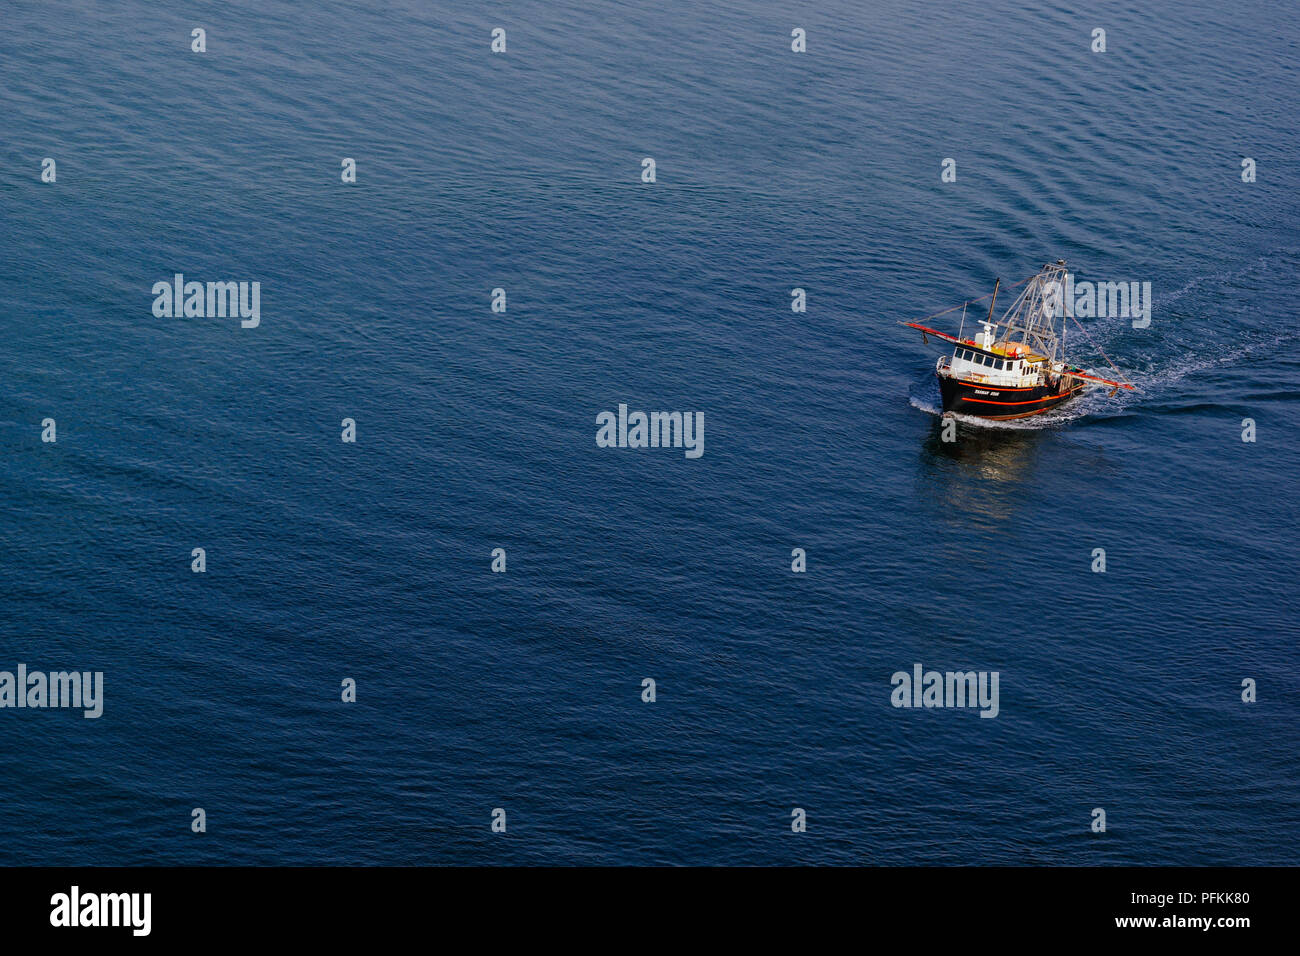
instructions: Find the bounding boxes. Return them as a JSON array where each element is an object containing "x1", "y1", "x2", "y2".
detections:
[{"x1": 938, "y1": 375, "x2": 1084, "y2": 420}]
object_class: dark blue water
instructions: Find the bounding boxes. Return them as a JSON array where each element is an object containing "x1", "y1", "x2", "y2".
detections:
[{"x1": 2, "y1": 0, "x2": 1297, "y2": 865}]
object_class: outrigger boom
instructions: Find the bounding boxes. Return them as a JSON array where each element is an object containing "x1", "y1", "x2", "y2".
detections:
[{"x1": 900, "y1": 261, "x2": 1137, "y2": 419}]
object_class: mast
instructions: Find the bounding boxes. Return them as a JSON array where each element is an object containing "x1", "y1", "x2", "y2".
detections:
[
  {"x1": 991, "y1": 260, "x2": 1067, "y2": 363},
  {"x1": 986, "y1": 279, "x2": 1000, "y2": 324}
]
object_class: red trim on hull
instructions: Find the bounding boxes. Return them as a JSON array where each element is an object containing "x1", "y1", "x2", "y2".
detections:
[
  {"x1": 937, "y1": 376, "x2": 1084, "y2": 419},
  {"x1": 961, "y1": 392, "x2": 1073, "y2": 406},
  {"x1": 976, "y1": 404, "x2": 1076, "y2": 420}
]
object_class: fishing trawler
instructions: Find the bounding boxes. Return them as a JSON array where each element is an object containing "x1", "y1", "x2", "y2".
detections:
[{"x1": 903, "y1": 260, "x2": 1134, "y2": 420}]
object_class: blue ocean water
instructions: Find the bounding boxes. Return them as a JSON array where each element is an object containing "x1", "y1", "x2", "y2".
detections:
[{"x1": 1, "y1": 0, "x2": 1297, "y2": 865}]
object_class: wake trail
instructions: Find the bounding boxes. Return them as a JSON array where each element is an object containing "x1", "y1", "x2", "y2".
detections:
[{"x1": 907, "y1": 249, "x2": 1300, "y2": 429}]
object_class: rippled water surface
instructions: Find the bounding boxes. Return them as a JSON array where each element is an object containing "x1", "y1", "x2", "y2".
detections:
[{"x1": 1, "y1": 0, "x2": 1297, "y2": 864}]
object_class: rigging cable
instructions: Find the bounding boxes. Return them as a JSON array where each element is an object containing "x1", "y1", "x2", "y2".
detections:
[
  {"x1": 1067, "y1": 314, "x2": 1136, "y2": 389},
  {"x1": 902, "y1": 274, "x2": 1034, "y2": 327}
]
